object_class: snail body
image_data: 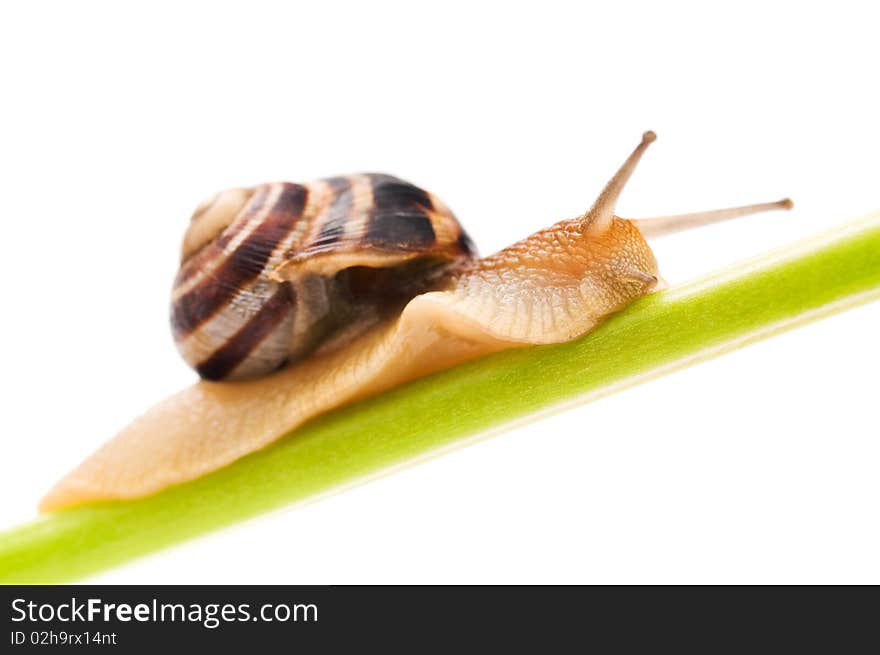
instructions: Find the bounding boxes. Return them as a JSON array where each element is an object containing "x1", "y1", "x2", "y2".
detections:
[{"x1": 41, "y1": 133, "x2": 792, "y2": 511}]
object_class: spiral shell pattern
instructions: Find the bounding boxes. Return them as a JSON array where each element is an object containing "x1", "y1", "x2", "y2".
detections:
[{"x1": 171, "y1": 174, "x2": 476, "y2": 380}]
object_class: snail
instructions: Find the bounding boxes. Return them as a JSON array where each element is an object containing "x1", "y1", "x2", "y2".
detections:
[{"x1": 41, "y1": 132, "x2": 792, "y2": 511}]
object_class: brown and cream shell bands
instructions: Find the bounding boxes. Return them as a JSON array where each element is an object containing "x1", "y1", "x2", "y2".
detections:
[{"x1": 171, "y1": 174, "x2": 477, "y2": 381}]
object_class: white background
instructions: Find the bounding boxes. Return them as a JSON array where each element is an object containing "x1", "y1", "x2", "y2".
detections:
[{"x1": 1, "y1": 1, "x2": 878, "y2": 583}]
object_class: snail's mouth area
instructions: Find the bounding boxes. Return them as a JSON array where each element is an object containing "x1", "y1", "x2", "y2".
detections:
[{"x1": 652, "y1": 274, "x2": 670, "y2": 292}]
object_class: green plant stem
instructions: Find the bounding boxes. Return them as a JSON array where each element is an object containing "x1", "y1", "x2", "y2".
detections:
[{"x1": 2, "y1": 213, "x2": 879, "y2": 583}]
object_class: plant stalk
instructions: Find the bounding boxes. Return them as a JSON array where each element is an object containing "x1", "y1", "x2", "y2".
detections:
[{"x1": 1, "y1": 213, "x2": 879, "y2": 583}]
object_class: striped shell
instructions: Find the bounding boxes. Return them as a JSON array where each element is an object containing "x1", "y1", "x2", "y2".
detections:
[{"x1": 171, "y1": 174, "x2": 477, "y2": 380}]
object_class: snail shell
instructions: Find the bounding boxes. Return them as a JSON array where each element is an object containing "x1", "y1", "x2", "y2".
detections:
[{"x1": 172, "y1": 174, "x2": 476, "y2": 380}]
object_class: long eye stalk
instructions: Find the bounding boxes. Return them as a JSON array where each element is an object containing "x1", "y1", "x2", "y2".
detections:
[
  {"x1": 582, "y1": 130, "x2": 793, "y2": 238},
  {"x1": 631, "y1": 198, "x2": 793, "y2": 238}
]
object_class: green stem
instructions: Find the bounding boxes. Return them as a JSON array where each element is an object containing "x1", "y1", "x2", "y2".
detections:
[{"x1": 2, "y1": 214, "x2": 879, "y2": 583}]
